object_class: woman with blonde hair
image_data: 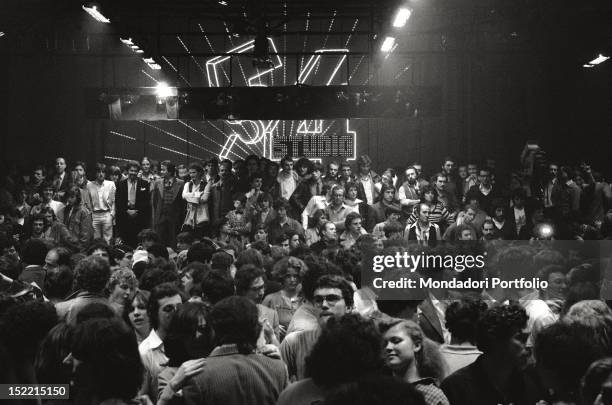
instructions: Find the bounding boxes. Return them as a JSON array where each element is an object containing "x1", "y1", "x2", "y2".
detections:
[{"x1": 380, "y1": 319, "x2": 449, "y2": 405}]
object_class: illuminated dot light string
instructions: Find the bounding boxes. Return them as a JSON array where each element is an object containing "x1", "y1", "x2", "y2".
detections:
[
  {"x1": 299, "y1": 12, "x2": 311, "y2": 75},
  {"x1": 139, "y1": 120, "x2": 218, "y2": 156},
  {"x1": 178, "y1": 120, "x2": 243, "y2": 159},
  {"x1": 161, "y1": 56, "x2": 192, "y2": 87},
  {"x1": 206, "y1": 121, "x2": 251, "y2": 156},
  {"x1": 141, "y1": 69, "x2": 159, "y2": 84},
  {"x1": 176, "y1": 35, "x2": 206, "y2": 74}
]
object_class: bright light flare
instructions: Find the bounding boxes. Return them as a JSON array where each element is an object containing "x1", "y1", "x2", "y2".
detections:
[
  {"x1": 392, "y1": 7, "x2": 412, "y2": 28},
  {"x1": 588, "y1": 54, "x2": 610, "y2": 65},
  {"x1": 155, "y1": 82, "x2": 175, "y2": 98},
  {"x1": 381, "y1": 36, "x2": 396, "y2": 52},
  {"x1": 82, "y1": 5, "x2": 110, "y2": 23}
]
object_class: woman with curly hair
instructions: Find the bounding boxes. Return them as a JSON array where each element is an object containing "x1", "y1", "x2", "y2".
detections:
[
  {"x1": 381, "y1": 319, "x2": 450, "y2": 405},
  {"x1": 262, "y1": 256, "x2": 307, "y2": 338}
]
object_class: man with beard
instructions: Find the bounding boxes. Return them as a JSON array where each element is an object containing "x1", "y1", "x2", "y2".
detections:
[
  {"x1": 480, "y1": 219, "x2": 498, "y2": 241},
  {"x1": 280, "y1": 275, "x2": 354, "y2": 381},
  {"x1": 398, "y1": 166, "x2": 421, "y2": 216},
  {"x1": 235, "y1": 264, "x2": 281, "y2": 345},
  {"x1": 441, "y1": 305, "x2": 534, "y2": 405}
]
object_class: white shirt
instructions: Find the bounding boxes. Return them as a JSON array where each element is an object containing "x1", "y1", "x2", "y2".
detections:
[
  {"x1": 514, "y1": 206, "x2": 526, "y2": 234},
  {"x1": 139, "y1": 329, "x2": 167, "y2": 400},
  {"x1": 301, "y1": 195, "x2": 330, "y2": 229},
  {"x1": 278, "y1": 170, "x2": 298, "y2": 200},
  {"x1": 360, "y1": 175, "x2": 374, "y2": 205},
  {"x1": 429, "y1": 293, "x2": 451, "y2": 344},
  {"x1": 87, "y1": 180, "x2": 116, "y2": 215}
]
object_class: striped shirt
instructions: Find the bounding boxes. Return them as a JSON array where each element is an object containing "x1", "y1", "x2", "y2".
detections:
[
  {"x1": 407, "y1": 202, "x2": 453, "y2": 227},
  {"x1": 182, "y1": 344, "x2": 288, "y2": 405}
]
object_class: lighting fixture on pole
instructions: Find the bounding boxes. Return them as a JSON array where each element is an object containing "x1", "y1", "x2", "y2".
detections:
[
  {"x1": 82, "y1": 5, "x2": 110, "y2": 23},
  {"x1": 381, "y1": 36, "x2": 396, "y2": 52},
  {"x1": 392, "y1": 7, "x2": 412, "y2": 28}
]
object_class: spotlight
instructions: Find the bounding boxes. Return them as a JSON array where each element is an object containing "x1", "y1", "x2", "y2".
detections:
[
  {"x1": 0, "y1": 32, "x2": 5, "y2": 38},
  {"x1": 120, "y1": 38, "x2": 134, "y2": 45},
  {"x1": 155, "y1": 82, "x2": 174, "y2": 98},
  {"x1": 82, "y1": 5, "x2": 110, "y2": 23},
  {"x1": 218, "y1": 0, "x2": 228, "y2": 5},
  {"x1": 381, "y1": 36, "x2": 396, "y2": 52},
  {"x1": 588, "y1": 54, "x2": 610, "y2": 65},
  {"x1": 392, "y1": 7, "x2": 412, "y2": 28}
]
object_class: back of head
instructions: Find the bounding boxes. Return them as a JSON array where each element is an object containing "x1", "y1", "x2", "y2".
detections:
[
  {"x1": 476, "y1": 304, "x2": 528, "y2": 354},
  {"x1": 22, "y1": 239, "x2": 49, "y2": 266},
  {"x1": 187, "y1": 242, "x2": 215, "y2": 264},
  {"x1": 306, "y1": 313, "x2": 383, "y2": 388},
  {"x1": 210, "y1": 296, "x2": 260, "y2": 354},
  {"x1": 71, "y1": 317, "x2": 142, "y2": 402},
  {"x1": 74, "y1": 256, "x2": 111, "y2": 294},
  {"x1": 445, "y1": 299, "x2": 488, "y2": 345},
  {"x1": 0, "y1": 300, "x2": 58, "y2": 360},
  {"x1": 147, "y1": 244, "x2": 169, "y2": 261},
  {"x1": 201, "y1": 269, "x2": 235, "y2": 305}
]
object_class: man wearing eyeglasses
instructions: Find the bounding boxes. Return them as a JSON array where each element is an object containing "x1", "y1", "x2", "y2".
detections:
[
  {"x1": 280, "y1": 275, "x2": 354, "y2": 381},
  {"x1": 140, "y1": 282, "x2": 183, "y2": 401}
]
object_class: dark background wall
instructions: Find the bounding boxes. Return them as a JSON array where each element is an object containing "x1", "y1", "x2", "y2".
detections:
[{"x1": 1, "y1": 1, "x2": 611, "y2": 179}]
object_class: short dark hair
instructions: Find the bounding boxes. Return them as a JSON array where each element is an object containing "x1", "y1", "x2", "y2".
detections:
[
  {"x1": 147, "y1": 244, "x2": 169, "y2": 261},
  {"x1": 160, "y1": 160, "x2": 176, "y2": 175},
  {"x1": 22, "y1": 239, "x2": 49, "y2": 265},
  {"x1": 273, "y1": 198, "x2": 291, "y2": 211},
  {"x1": 305, "y1": 314, "x2": 383, "y2": 387},
  {"x1": 187, "y1": 242, "x2": 215, "y2": 264},
  {"x1": 210, "y1": 296, "x2": 261, "y2": 354},
  {"x1": 445, "y1": 300, "x2": 487, "y2": 344},
  {"x1": 344, "y1": 212, "x2": 362, "y2": 230},
  {"x1": 126, "y1": 160, "x2": 140, "y2": 171},
  {"x1": 314, "y1": 275, "x2": 354, "y2": 307},
  {"x1": 44, "y1": 265, "x2": 74, "y2": 300},
  {"x1": 71, "y1": 317, "x2": 143, "y2": 401},
  {"x1": 234, "y1": 264, "x2": 265, "y2": 296},
  {"x1": 138, "y1": 229, "x2": 160, "y2": 245},
  {"x1": 0, "y1": 301, "x2": 58, "y2": 360},
  {"x1": 188, "y1": 163, "x2": 204, "y2": 174},
  {"x1": 476, "y1": 304, "x2": 528, "y2": 353},
  {"x1": 74, "y1": 256, "x2": 111, "y2": 293},
  {"x1": 147, "y1": 282, "x2": 182, "y2": 330},
  {"x1": 201, "y1": 269, "x2": 235, "y2": 305}
]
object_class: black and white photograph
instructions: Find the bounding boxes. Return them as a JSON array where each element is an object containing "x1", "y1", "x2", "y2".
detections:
[{"x1": 1, "y1": 1, "x2": 612, "y2": 404}]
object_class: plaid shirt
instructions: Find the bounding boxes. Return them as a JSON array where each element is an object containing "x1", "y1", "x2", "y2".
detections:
[{"x1": 413, "y1": 378, "x2": 450, "y2": 405}]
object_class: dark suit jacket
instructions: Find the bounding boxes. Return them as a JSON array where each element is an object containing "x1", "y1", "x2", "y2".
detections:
[
  {"x1": 419, "y1": 298, "x2": 444, "y2": 344},
  {"x1": 52, "y1": 172, "x2": 71, "y2": 195},
  {"x1": 151, "y1": 177, "x2": 185, "y2": 227},
  {"x1": 115, "y1": 178, "x2": 151, "y2": 229},
  {"x1": 210, "y1": 175, "x2": 236, "y2": 223}
]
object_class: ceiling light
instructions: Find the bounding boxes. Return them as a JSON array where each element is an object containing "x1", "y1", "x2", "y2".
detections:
[
  {"x1": 120, "y1": 38, "x2": 134, "y2": 46},
  {"x1": 588, "y1": 54, "x2": 610, "y2": 65},
  {"x1": 135, "y1": 49, "x2": 144, "y2": 54},
  {"x1": 0, "y1": 32, "x2": 5, "y2": 38},
  {"x1": 583, "y1": 64, "x2": 594, "y2": 68},
  {"x1": 82, "y1": 5, "x2": 110, "y2": 23},
  {"x1": 381, "y1": 36, "x2": 396, "y2": 52},
  {"x1": 392, "y1": 7, "x2": 412, "y2": 28},
  {"x1": 218, "y1": 0, "x2": 228, "y2": 5}
]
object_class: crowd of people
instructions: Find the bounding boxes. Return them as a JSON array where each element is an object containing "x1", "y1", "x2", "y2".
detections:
[{"x1": 0, "y1": 150, "x2": 612, "y2": 405}]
